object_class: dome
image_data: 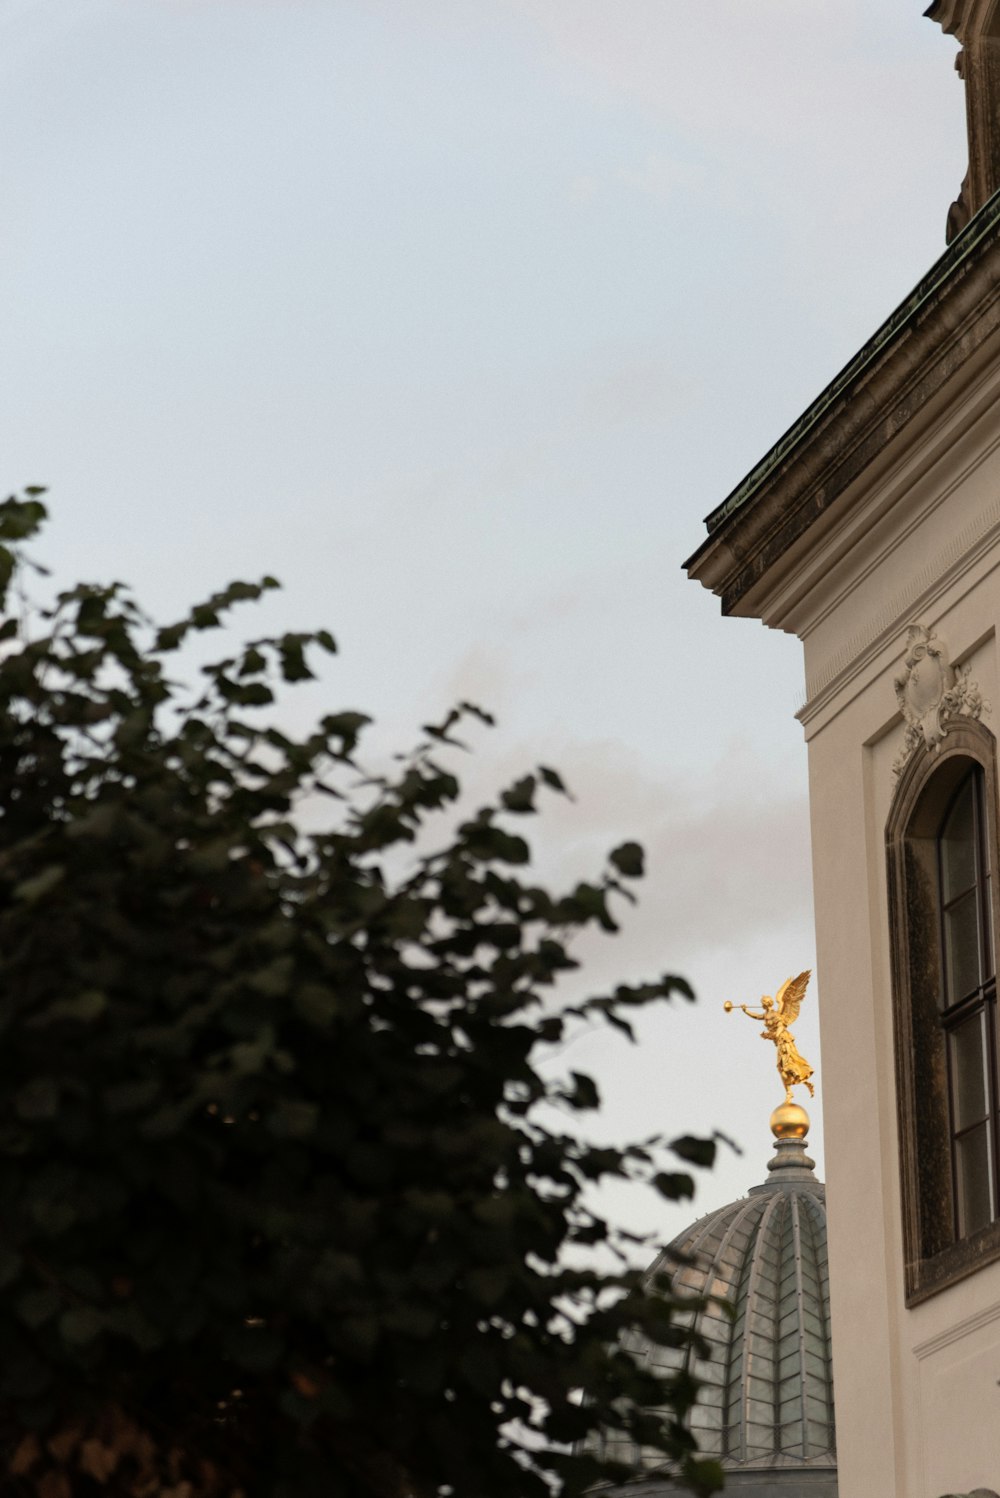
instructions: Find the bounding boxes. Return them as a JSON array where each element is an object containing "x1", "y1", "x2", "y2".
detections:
[{"x1": 604, "y1": 1127, "x2": 837, "y2": 1496}]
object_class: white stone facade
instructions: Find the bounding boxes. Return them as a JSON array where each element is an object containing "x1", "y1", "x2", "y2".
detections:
[{"x1": 687, "y1": 179, "x2": 1000, "y2": 1498}]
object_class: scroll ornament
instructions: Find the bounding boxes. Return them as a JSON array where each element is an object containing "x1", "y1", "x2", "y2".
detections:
[{"x1": 892, "y1": 623, "x2": 988, "y2": 779}]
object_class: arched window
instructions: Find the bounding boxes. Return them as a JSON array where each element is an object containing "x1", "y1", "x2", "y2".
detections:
[
  {"x1": 937, "y1": 767, "x2": 997, "y2": 1238},
  {"x1": 886, "y1": 720, "x2": 1000, "y2": 1303}
]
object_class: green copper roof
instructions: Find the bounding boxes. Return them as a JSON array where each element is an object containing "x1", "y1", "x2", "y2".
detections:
[{"x1": 705, "y1": 187, "x2": 1000, "y2": 537}]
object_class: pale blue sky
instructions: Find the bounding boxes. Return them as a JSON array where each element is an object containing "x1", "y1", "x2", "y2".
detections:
[{"x1": 0, "y1": 0, "x2": 967, "y2": 1231}]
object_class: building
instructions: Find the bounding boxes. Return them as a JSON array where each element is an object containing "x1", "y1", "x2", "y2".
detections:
[
  {"x1": 603, "y1": 1106, "x2": 837, "y2": 1497},
  {"x1": 685, "y1": 6, "x2": 1000, "y2": 1496}
]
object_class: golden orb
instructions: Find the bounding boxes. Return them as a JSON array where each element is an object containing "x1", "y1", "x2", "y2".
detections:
[
  {"x1": 770, "y1": 1100, "x2": 810, "y2": 1140},
  {"x1": 723, "y1": 1000, "x2": 733, "y2": 1012}
]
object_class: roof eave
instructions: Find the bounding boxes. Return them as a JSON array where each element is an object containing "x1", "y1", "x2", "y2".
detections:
[{"x1": 685, "y1": 190, "x2": 1000, "y2": 619}]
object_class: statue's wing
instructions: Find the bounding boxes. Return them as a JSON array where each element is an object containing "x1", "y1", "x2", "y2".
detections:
[{"x1": 775, "y1": 970, "x2": 811, "y2": 1025}]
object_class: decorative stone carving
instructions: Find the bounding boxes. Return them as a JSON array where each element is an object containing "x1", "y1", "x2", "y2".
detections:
[
  {"x1": 892, "y1": 623, "x2": 988, "y2": 778},
  {"x1": 927, "y1": 0, "x2": 1000, "y2": 242}
]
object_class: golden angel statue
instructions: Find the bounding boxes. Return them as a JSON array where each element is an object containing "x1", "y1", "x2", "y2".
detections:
[{"x1": 724, "y1": 971, "x2": 815, "y2": 1102}]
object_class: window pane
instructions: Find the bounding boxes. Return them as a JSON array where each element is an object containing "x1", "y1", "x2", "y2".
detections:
[
  {"x1": 950, "y1": 1011, "x2": 989, "y2": 1131},
  {"x1": 944, "y1": 889, "x2": 982, "y2": 1003},
  {"x1": 941, "y1": 778, "x2": 977, "y2": 903},
  {"x1": 985, "y1": 875, "x2": 995, "y2": 980},
  {"x1": 955, "y1": 1121, "x2": 995, "y2": 1238}
]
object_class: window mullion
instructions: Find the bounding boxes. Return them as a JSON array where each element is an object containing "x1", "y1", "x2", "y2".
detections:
[{"x1": 988, "y1": 990, "x2": 1000, "y2": 1223}]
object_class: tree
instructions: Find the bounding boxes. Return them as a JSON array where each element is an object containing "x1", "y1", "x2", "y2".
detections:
[{"x1": 0, "y1": 493, "x2": 723, "y2": 1498}]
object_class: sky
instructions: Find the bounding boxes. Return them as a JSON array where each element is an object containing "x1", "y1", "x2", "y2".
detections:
[{"x1": 0, "y1": 1, "x2": 968, "y2": 1240}]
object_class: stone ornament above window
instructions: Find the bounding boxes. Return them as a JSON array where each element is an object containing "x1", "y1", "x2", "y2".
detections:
[{"x1": 892, "y1": 623, "x2": 988, "y2": 779}]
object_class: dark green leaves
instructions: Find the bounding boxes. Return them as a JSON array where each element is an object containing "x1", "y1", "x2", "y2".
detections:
[
  {"x1": 460, "y1": 818, "x2": 531, "y2": 865},
  {"x1": 501, "y1": 774, "x2": 537, "y2": 814},
  {"x1": 0, "y1": 492, "x2": 47, "y2": 541},
  {"x1": 610, "y1": 840, "x2": 645, "y2": 878},
  {"x1": 671, "y1": 1134, "x2": 718, "y2": 1169},
  {"x1": 14, "y1": 1078, "x2": 59, "y2": 1121},
  {"x1": 0, "y1": 498, "x2": 719, "y2": 1498},
  {"x1": 567, "y1": 1071, "x2": 600, "y2": 1110}
]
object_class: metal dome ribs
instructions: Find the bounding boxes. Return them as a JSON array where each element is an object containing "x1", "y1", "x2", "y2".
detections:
[{"x1": 600, "y1": 1130, "x2": 837, "y2": 1494}]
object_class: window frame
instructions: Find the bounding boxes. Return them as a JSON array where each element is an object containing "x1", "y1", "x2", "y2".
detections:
[
  {"x1": 886, "y1": 718, "x2": 1000, "y2": 1305},
  {"x1": 937, "y1": 767, "x2": 998, "y2": 1238}
]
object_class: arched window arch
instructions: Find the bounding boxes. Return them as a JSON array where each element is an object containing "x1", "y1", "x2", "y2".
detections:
[{"x1": 886, "y1": 719, "x2": 1000, "y2": 1303}]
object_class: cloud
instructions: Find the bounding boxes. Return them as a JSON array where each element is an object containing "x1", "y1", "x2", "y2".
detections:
[
  {"x1": 414, "y1": 731, "x2": 812, "y2": 988},
  {"x1": 538, "y1": 738, "x2": 812, "y2": 969}
]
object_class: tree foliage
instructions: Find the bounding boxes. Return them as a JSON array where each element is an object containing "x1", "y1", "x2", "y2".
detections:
[{"x1": 0, "y1": 494, "x2": 723, "y2": 1498}]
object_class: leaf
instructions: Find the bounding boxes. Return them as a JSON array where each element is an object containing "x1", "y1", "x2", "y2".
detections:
[
  {"x1": 10, "y1": 1433, "x2": 40, "y2": 1476},
  {"x1": 58, "y1": 1306, "x2": 105, "y2": 1346},
  {"x1": 603, "y1": 1010, "x2": 635, "y2": 1041},
  {"x1": 225, "y1": 1323, "x2": 283, "y2": 1372},
  {"x1": 278, "y1": 634, "x2": 314, "y2": 682},
  {"x1": 568, "y1": 1072, "x2": 600, "y2": 1110},
  {"x1": 462, "y1": 823, "x2": 530, "y2": 865},
  {"x1": 684, "y1": 1457, "x2": 726, "y2": 1496},
  {"x1": 0, "y1": 1247, "x2": 22, "y2": 1288},
  {"x1": 609, "y1": 841, "x2": 645, "y2": 878},
  {"x1": 17, "y1": 1287, "x2": 62, "y2": 1328},
  {"x1": 458, "y1": 1344, "x2": 500, "y2": 1395},
  {"x1": 562, "y1": 881, "x2": 617, "y2": 932},
  {"x1": 78, "y1": 1439, "x2": 118, "y2": 1483},
  {"x1": 103, "y1": 1079, "x2": 160, "y2": 1115},
  {"x1": 670, "y1": 1134, "x2": 717, "y2": 1168},
  {"x1": 384, "y1": 1304, "x2": 437, "y2": 1339},
  {"x1": 268, "y1": 1100, "x2": 319, "y2": 1138},
  {"x1": 466, "y1": 1267, "x2": 509, "y2": 1306},
  {"x1": 322, "y1": 709, "x2": 370, "y2": 736},
  {"x1": 652, "y1": 1171, "x2": 695, "y2": 1201},
  {"x1": 40, "y1": 1472, "x2": 74, "y2": 1498},
  {"x1": 13, "y1": 865, "x2": 65, "y2": 903},
  {"x1": 37, "y1": 990, "x2": 108, "y2": 1025},
  {"x1": 0, "y1": 494, "x2": 47, "y2": 538},
  {"x1": 458, "y1": 700, "x2": 495, "y2": 726},
  {"x1": 15, "y1": 1077, "x2": 58, "y2": 1121},
  {"x1": 501, "y1": 775, "x2": 537, "y2": 814}
]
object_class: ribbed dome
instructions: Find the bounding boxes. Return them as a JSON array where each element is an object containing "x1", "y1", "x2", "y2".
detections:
[{"x1": 605, "y1": 1131, "x2": 837, "y2": 1495}]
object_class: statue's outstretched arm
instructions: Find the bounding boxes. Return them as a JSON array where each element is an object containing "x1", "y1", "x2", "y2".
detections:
[{"x1": 733, "y1": 1004, "x2": 767, "y2": 1021}]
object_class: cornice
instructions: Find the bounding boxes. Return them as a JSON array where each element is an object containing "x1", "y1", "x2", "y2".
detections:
[{"x1": 685, "y1": 193, "x2": 1000, "y2": 617}]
